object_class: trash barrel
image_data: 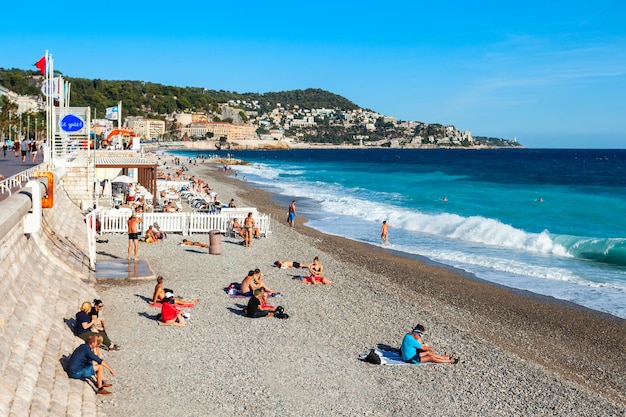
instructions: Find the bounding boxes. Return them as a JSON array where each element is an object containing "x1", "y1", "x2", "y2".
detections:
[{"x1": 209, "y1": 230, "x2": 223, "y2": 255}]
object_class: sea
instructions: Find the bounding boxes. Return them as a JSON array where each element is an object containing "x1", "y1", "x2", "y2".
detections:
[{"x1": 171, "y1": 148, "x2": 626, "y2": 319}]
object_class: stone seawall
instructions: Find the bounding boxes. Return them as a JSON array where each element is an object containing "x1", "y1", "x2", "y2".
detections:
[{"x1": 0, "y1": 173, "x2": 100, "y2": 416}]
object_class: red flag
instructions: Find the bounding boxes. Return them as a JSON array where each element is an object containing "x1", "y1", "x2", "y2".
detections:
[{"x1": 34, "y1": 56, "x2": 46, "y2": 75}]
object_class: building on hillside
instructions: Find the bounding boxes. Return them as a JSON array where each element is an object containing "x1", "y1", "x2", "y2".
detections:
[
  {"x1": 126, "y1": 117, "x2": 166, "y2": 140},
  {"x1": 0, "y1": 84, "x2": 43, "y2": 114},
  {"x1": 228, "y1": 123, "x2": 257, "y2": 140}
]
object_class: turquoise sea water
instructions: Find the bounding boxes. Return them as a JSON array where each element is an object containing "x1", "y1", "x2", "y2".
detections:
[{"x1": 172, "y1": 148, "x2": 626, "y2": 318}]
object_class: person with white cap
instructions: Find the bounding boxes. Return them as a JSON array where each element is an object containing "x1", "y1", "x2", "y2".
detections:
[
  {"x1": 400, "y1": 324, "x2": 459, "y2": 364},
  {"x1": 150, "y1": 275, "x2": 199, "y2": 306}
]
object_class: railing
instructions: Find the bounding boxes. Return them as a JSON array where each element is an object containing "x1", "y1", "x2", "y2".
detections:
[
  {"x1": 0, "y1": 163, "x2": 53, "y2": 194},
  {"x1": 97, "y1": 209, "x2": 271, "y2": 237}
]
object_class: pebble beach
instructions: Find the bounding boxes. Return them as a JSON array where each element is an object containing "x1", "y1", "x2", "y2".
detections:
[{"x1": 94, "y1": 159, "x2": 625, "y2": 417}]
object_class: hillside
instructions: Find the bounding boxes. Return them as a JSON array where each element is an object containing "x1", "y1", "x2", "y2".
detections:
[{"x1": 0, "y1": 67, "x2": 521, "y2": 147}]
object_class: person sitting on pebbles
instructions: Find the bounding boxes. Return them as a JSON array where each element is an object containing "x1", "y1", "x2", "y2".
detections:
[
  {"x1": 160, "y1": 294, "x2": 187, "y2": 325},
  {"x1": 401, "y1": 324, "x2": 459, "y2": 364},
  {"x1": 246, "y1": 289, "x2": 276, "y2": 318},
  {"x1": 144, "y1": 225, "x2": 161, "y2": 243},
  {"x1": 151, "y1": 276, "x2": 199, "y2": 306},
  {"x1": 307, "y1": 256, "x2": 334, "y2": 285}
]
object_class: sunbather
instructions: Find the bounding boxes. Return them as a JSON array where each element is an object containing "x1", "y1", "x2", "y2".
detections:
[
  {"x1": 400, "y1": 324, "x2": 459, "y2": 364},
  {"x1": 151, "y1": 276, "x2": 199, "y2": 306},
  {"x1": 179, "y1": 239, "x2": 208, "y2": 248},
  {"x1": 307, "y1": 256, "x2": 334, "y2": 285},
  {"x1": 274, "y1": 260, "x2": 311, "y2": 269}
]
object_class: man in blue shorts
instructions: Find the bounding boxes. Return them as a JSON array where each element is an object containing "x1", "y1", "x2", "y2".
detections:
[
  {"x1": 67, "y1": 335, "x2": 116, "y2": 394},
  {"x1": 287, "y1": 200, "x2": 296, "y2": 227}
]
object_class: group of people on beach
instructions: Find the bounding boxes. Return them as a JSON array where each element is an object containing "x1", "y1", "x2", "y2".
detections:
[{"x1": 67, "y1": 299, "x2": 119, "y2": 395}]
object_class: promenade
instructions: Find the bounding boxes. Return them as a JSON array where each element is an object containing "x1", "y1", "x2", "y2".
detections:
[{"x1": 0, "y1": 152, "x2": 40, "y2": 203}]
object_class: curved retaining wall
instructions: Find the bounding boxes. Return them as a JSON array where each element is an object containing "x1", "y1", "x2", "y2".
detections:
[{"x1": 0, "y1": 172, "x2": 100, "y2": 417}]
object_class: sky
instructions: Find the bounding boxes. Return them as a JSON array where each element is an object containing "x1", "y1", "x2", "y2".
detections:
[{"x1": 1, "y1": 0, "x2": 625, "y2": 148}]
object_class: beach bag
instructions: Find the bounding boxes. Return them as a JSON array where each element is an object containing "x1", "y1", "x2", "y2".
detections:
[
  {"x1": 274, "y1": 306, "x2": 289, "y2": 319},
  {"x1": 364, "y1": 349, "x2": 382, "y2": 365}
]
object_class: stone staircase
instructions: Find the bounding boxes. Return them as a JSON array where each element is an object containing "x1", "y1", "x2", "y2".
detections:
[{"x1": 0, "y1": 182, "x2": 100, "y2": 417}]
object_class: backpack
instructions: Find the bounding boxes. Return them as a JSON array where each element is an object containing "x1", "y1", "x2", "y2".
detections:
[{"x1": 363, "y1": 349, "x2": 382, "y2": 365}]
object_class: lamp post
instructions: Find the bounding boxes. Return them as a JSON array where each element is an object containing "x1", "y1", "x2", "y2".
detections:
[
  {"x1": 27, "y1": 115, "x2": 30, "y2": 142},
  {"x1": 35, "y1": 118, "x2": 38, "y2": 141},
  {"x1": 19, "y1": 112, "x2": 22, "y2": 140}
]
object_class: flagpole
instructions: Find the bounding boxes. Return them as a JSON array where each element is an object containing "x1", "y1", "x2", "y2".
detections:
[
  {"x1": 45, "y1": 51, "x2": 52, "y2": 163},
  {"x1": 118, "y1": 100, "x2": 122, "y2": 130}
]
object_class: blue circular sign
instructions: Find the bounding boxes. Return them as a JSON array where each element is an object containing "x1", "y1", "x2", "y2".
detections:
[{"x1": 59, "y1": 114, "x2": 85, "y2": 132}]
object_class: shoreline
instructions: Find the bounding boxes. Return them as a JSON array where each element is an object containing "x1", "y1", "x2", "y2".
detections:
[
  {"x1": 217, "y1": 167, "x2": 626, "y2": 402},
  {"x1": 96, "y1": 159, "x2": 625, "y2": 416}
]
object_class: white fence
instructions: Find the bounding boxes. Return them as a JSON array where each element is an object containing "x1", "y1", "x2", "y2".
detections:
[
  {"x1": 0, "y1": 163, "x2": 53, "y2": 196},
  {"x1": 97, "y1": 208, "x2": 271, "y2": 237}
]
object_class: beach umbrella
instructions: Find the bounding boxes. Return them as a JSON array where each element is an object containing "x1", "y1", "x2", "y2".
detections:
[{"x1": 111, "y1": 175, "x2": 134, "y2": 184}]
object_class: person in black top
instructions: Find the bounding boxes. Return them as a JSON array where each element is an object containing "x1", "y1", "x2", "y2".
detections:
[{"x1": 246, "y1": 289, "x2": 275, "y2": 318}]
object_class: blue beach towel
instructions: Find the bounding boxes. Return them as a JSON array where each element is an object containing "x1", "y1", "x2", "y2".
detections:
[{"x1": 359, "y1": 349, "x2": 431, "y2": 365}]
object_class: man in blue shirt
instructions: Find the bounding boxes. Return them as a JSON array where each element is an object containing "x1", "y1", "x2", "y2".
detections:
[
  {"x1": 67, "y1": 335, "x2": 116, "y2": 394},
  {"x1": 400, "y1": 324, "x2": 459, "y2": 364}
]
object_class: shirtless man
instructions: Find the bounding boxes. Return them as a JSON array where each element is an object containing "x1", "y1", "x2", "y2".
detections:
[
  {"x1": 287, "y1": 200, "x2": 296, "y2": 227},
  {"x1": 240, "y1": 270, "x2": 256, "y2": 296},
  {"x1": 380, "y1": 220, "x2": 389, "y2": 244},
  {"x1": 151, "y1": 276, "x2": 199, "y2": 306},
  {"x1": 127, "y1": 213, "x2": 142, "y2": 259},
  {"x1": 243, "y1": 212, "x2": 255, "y2": 247},
  {"x1": 274, "y1": 260, "x2": 310, "y2": 269}
]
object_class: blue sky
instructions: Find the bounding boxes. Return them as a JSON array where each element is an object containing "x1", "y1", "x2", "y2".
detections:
[{"x1": 1, "y1": 0, "x2": 625, "y2": 148}]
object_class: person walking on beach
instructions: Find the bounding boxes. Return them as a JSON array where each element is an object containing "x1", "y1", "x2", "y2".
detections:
[
  {"x1": 288, "y1": 200, "x2": 297, "y2": 227},
  {"x1": 380, "y1": 221, "x2": 389, "y2": 244},
  {"x1": 127, "y1": 213, "x2": 142, "y2": 260}
]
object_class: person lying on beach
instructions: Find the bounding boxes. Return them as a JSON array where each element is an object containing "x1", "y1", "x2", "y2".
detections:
[
  {"x1": 400, "y1": 324, "x2": 459, "y2": 364},
  {"x1": 245, "y1": 289, "x2": 275, "y2": 318},
  {"x1": 274, "y1": 260, "x2": 311, "y2": 269},
  {"x1": 160, "y1": 295, "x2": 187, "y2": 325},
  {"x1": 151, "y1": 276, "x2": 199, "y2": 306},
  {"x1": 307, "y1": 256, "x2": 334, "y2": 285},
  {"x1": 179, "y1": 239, "x2": 208, "y2": 248}
]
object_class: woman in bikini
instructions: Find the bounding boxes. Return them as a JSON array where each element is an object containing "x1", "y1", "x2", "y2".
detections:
[
  {"x1": 308, "y1": 256, "x2": 333, "y2": 285},
  {"x1": 243, "y1": 212, "x2": 255, "y2": 247}
]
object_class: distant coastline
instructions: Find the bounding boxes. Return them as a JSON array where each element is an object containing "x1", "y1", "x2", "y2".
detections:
[{"x1": 148, "y1": 139, "x2": 522, "y2": 152}]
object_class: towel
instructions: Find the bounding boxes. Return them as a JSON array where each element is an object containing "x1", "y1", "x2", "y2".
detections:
[{"x1": 359, "y1": 349, "x2": 426, "y2": 365}]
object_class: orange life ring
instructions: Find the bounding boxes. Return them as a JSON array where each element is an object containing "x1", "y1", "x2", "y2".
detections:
[{"x1": 35, "y1": 172, "x2": 54, "y2": 208}]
